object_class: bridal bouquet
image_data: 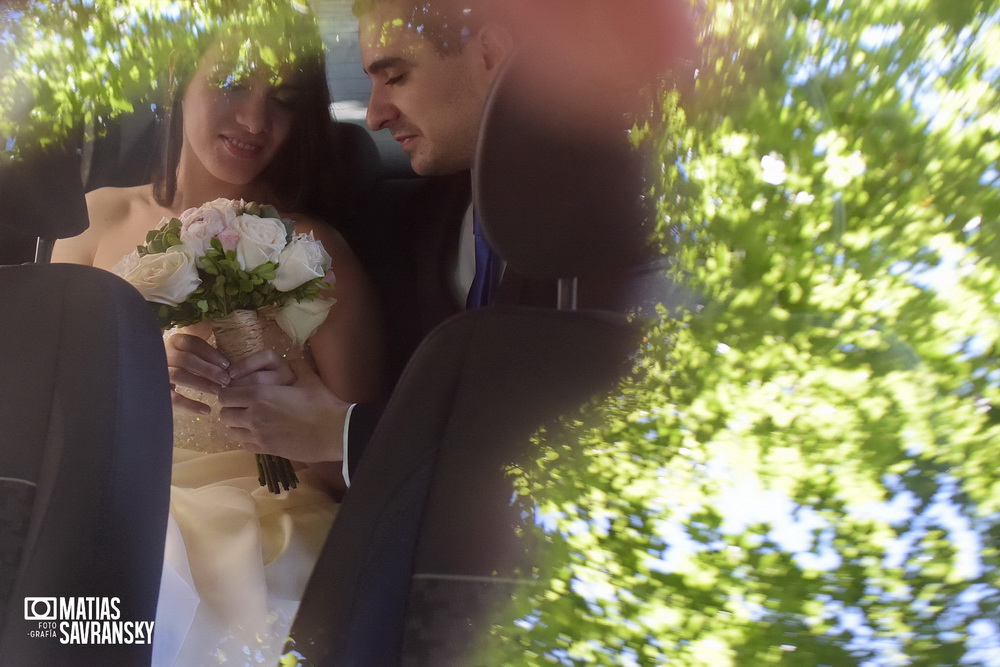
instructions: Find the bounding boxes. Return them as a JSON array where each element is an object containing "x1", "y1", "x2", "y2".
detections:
[{"x1": 113, "y1": 197, "x2": 335, "y2": 493}]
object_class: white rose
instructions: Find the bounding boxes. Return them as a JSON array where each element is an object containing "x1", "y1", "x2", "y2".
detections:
[
  {"x1": 116, "y1": 246, "x2": 201, "y2": 306},
  {"x1": 178, "y1": 199, "x2": 239, "y2": 255},
  {"x1": 111, "y1": 249, "x2": 140, "y2": 277},
  {"x1": 275, "y1": 297, "x2": 336, "y2": 347},
  {"x1": 272, "y1": 232, "x2": 333, "y2": 292},
  {"x1": 231, "y1": 213, "x2": 288, "y2": 270}
]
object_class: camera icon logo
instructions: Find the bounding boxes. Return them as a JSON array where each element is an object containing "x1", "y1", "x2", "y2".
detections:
[{"x1": 24, "y1": 597, "x2": 57, "y2": 621}]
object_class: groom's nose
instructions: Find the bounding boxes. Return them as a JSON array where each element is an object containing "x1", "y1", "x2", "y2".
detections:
[{"x1": 366, "y1": 82, "x2": 398, "y2": 132}]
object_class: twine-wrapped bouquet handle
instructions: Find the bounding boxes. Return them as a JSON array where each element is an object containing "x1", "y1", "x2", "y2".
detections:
[{"x1": 212, "y1": 309, "x2": 298, "y2": 493}]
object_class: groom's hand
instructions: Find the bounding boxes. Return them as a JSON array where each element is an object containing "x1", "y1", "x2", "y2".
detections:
[{"x1": 217, "y1": 358, "x2": 352, "y2": 464}]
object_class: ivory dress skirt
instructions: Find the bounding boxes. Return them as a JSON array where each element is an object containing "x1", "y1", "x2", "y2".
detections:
[{"x1": 152, "y1": 322, "x2": 337, "y2": 667}]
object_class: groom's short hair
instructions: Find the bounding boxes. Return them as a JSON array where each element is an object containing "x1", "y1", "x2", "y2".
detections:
[{"x1": 352, "y1": 0, "x2": 514, "y2": 54}]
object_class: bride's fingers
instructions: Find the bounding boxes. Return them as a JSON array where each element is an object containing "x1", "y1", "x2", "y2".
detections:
[
  {"x1": 168, "y1": 366, "x2": 228, "y2": 395},
  {"x1": 171, "y1": 389, "x2": 212, "y2": 415},
  {"x1": 165, "y1": 332, "x2": 229, "y2": 366},
  {"x1": 228, "y1": 350, "x2": 294, "y2": 386},
  {"x1": 165, "y1": 333, "x2": 231, "y2": 385}
]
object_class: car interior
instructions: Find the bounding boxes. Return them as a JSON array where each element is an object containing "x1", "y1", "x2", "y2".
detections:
[
  {"x1": 4, "y1": 0, "x2": 997, "y2": 663},
  {"x1": 0, "y1": 3, "x2": 676, "y2": 664},
  {"x1": 281, "y1": 44, "x2": 658, "y2": 664},
  {"x1": 0, "y1": 147, "x2": 173, "y2": 663}
]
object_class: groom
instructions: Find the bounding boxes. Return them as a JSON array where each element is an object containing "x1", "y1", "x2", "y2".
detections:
[{"x1": 217, "y1": 0, "x2": 520, "y2": 484}]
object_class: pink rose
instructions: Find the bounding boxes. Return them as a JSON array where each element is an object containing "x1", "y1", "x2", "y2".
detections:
[{"x1": 178, "y1": 198, "x2": 240, "y2": 253}]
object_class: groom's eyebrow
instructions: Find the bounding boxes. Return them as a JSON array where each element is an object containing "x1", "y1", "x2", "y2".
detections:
[{"x1": 365, "y1": 56, "x2": 411, "y2": 76}]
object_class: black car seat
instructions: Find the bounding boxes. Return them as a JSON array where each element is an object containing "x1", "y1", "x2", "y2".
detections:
[
  {"x1": 0, "y1": 149, "x2": 173, "y2": 665},
  {"x1": 0, "y1": 146, "x2": 90, "y2": 263},
  {"x1": 282, "y1": 43, "x2": 669, "y2": 665}
]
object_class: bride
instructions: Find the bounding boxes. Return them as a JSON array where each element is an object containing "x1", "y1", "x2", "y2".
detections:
[{"x1": 52, "y1": 3, "x2": 383, "y2": 665}]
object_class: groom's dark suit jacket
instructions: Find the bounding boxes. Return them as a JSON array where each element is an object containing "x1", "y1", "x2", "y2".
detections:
[
  {"x1": 350, "y1": 171, "x2": 471, "y2": 387},
  {"x1": 340, "y1": 168, "x2": 676, "y2": 479},
  {"x1": 343, "y1": 168, "x2": 564, "y2": 477},
  {"x1": 342, "y1": 171, "x2": 488, "y2": 478}
]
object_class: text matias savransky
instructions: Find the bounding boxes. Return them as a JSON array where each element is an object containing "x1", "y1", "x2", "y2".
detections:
[{"x1": 24, "y1": 596, "x2": 155, "y2": 645}]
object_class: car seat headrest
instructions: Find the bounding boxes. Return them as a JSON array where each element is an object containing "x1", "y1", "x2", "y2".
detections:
[
  {"x1": 0, "y1": 146, "x2": 88, "y2": 241},
  {"x1": 473, "y1": 46, "x2": 654, "y2": 283}
]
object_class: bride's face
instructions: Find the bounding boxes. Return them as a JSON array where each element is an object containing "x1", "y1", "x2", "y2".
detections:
[{"x1": 181, "y1": 44, "x2": 305, "y2": 187}]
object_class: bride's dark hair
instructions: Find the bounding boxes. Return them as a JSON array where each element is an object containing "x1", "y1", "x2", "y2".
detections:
[{"x1": 151, "y1": 0, "x2": 349, "y2": 219}]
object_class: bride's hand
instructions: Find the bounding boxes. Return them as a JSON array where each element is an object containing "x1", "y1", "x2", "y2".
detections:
[
  {"x1": 226, "y1": 350, "x2": 297, "y2": 388},
  {"x1": 164, "y1": 332, "x2": 231, "y2": 414}
]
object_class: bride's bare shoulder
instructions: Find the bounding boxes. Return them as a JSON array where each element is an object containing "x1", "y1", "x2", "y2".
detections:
[
  {"x1": 85, "y1": 184, "x2": 155, "y2": 230},
  {"x1": 53, "y1": 184, "x2": 160, "y2": 267},
  {"x1": 285, "y1": 212, "x2": 349, "y2": 256}
]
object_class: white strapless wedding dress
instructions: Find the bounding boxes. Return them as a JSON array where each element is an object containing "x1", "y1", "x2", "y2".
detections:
[{"x1": 152, "y1": 321, "x2": 337, "y2": 667}]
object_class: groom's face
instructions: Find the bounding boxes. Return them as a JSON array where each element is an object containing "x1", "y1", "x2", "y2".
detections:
[{"x1": 358, "y1": 2, "x2": 494, "y2": 176}]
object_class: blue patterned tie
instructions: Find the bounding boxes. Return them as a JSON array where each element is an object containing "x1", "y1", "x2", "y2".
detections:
[{"x1": 466, "y1": 211, "x2": 501, "y2": 309}]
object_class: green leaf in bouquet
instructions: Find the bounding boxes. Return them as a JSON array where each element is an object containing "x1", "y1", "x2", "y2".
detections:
[
  {"x1": 244, "y1": 201, "x2": 261, "y2": 216},
  {"x1": 197, "y1": 300, "x2": 209, "y2": 312},
  {"x1": 254, "y1": 262, "x2": 277, "y2": 281},
  {"x1": 156, "y1": 303, "x2": 172, "y2": 328},
  {"x1": 141, "y1": 218, "x2": 184, "y2": 255}
]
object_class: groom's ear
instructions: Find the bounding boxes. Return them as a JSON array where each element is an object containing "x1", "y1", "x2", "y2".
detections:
[{"x1": 476, "y1": 23, "x2": 515, "y2": 82}]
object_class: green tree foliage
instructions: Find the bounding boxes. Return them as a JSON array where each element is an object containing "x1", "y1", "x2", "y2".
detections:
[
  {"x1": 485, "y1": 0, "x2": 1000, "y2": 664},
  {"x1": 0, "y1": 0, "x2": 322, "y2": 160},
  {"x1": 3, "y1": 1, "x2": 997, "y2": 664}
]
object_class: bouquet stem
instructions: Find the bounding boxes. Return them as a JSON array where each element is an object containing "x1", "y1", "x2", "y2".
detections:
[{"x1": 212, "y1": 309, "x2": 298, "y2": 493}]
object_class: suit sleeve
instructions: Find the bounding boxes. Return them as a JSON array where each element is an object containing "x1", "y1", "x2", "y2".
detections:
[{"x1": 344, "y1": 402, "x2": 385, "y2": 485}]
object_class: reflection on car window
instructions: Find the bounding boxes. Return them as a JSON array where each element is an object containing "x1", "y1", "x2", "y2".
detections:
[{"x1": 2, "y1": 0, "x2": 999, "y2": 664}]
